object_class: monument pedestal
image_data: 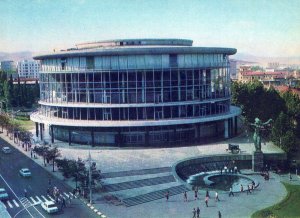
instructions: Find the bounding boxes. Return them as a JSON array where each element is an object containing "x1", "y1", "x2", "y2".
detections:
[{"x1": 252, "y1": 151, "x2": 264, "y2": 172}]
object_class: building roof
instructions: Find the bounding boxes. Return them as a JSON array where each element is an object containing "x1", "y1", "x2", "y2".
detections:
[
  {"x1": 34, "y1": 39, "x2": 237, "y2": 60},
  {"x1": 241, "y1": 71, "x2": 290, "y2": 77},
  {"x1": 274, "y1": 85, "x2": 300, "y2": 97}
]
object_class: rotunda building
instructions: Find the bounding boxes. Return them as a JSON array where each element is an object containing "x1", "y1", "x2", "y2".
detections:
[{"x1": 31, "y1": 39, "x2": 241, "y2": 146}]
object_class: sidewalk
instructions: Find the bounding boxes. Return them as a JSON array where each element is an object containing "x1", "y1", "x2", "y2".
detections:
[{"x1": 0, "y1": 132, "x2": 107, "y2": 218}]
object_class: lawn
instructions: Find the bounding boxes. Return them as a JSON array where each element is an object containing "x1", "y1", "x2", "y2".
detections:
[
  {"x1": 14, "y1": 115, "x2": 35, "y2": 131},
  {"x1": 252, "y1": 182, "x2": 300, "y2": 218}
]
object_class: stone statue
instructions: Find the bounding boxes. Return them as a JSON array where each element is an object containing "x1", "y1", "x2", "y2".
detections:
[{"x1": 250, "y1": 118, "x2": 272, "y2": 151}]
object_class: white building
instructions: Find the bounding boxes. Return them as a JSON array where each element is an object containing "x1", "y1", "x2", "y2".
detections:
[{"x1": 17, "y1": 60, "x2": 40, "y2": 79}]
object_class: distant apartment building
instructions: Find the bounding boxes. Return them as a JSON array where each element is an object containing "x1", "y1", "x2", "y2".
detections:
[
  {"x1": 229, "y1": 60, "x2": 238, "y2": 80},
  {"x1": 238, "y1": 71, "x2": 296, "y2": 86},
  {"x1": 268, "y1": 62, "x2": 280, "y2": 69},
  {"x1": 0, "y1": 60, "x2": 16, "y2": 72},
  {"x1": 17, "y1": 60, "x2": 40, "y2": 79}
]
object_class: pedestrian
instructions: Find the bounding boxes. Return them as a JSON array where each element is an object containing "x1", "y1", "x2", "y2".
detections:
[
  {"x1": 62, "y1": 198, "x2": 66, "y2": 208},
  {"x1": 229, "y1": 187, "x2": 234, "y2": 197},
  {"x1": 218, "y1": 210, "x2": 222, "y2": 218},
  {"x1": 194, "y1": 189, "x2": 199, "y2": 200},
  {"x1": 192, "y1": 208, "x2": 196, "y2": 218},
  {"x1": 215, "y1": 191, "x2": 220, "y2": 201},
  {"x1": 240, "y1": 184, "x2": 243, "y2": 192},
  {"x1": 30, "y1": 150, "x2": 33, "y2": 158},
  {"x1": 196, "y1": 207, "x2": 200, "y2": 218},
  {"x1": 234, "y1": 166, "x2": 238, "y2": 174},
  {"x1": 184, "y1": 191, "x2": 187, "y2": 202},
  {"x1": 247, "y1": 184, "x2": 251, "y2": 194},
  {"x1": 205, "y1": 196, "x2": 209, "y2": 207},
  {"x1": 24, "y1": 189, "x2": 27, "y2": 198},
  {"x1": 206, "y1": 190, "x2": 210, "y2": 198},
  {"x1": 68, "y1": 195, "x2": 72, "y2": 205},
  {"x1": 165, "y1": 190, "x2": 169, "y2": 201},
  {"x1": 289, "y1": 172, "x2": 292, "y2": 181}
]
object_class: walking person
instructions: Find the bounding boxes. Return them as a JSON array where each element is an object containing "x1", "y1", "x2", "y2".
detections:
[
  {"x1": 206, "y1": 190, "x2": 210, "y2": 198},
  {"x1": 192, "y1": 208, "x2": 196, "y2": 218},
  {"x1": 229, "y1": 187, "x2": 234, "y2": 197},
  {"x1": 289, "y1": 172, "x2": 292, "y2": 181},
  {"x1": 196, "y1": 207, "x2": 200, "y2": 218},
  {"x1": 247, "y1": 184, "x2": 251, "y2": 194},
  {"x1": 184, "y1": 191, "x2": 187, "y2": 202},
  {"x1": 62, "y1": 198, "x2": 66, "y2": 208},
  {"x1": 240, "y1": 184, "x2": 243, "y2": 193},
  {"x1": 165, "y1": 190, "x2": 169, "y2": 202},
  {"x1": 68, "y1": 195, "x2": 72, "y2": 205},
  {"x1": 24, "y1": 189, "x2": 27, "y2": 198},
  {"x1": 215, "y1": 191, "x2": 220, "y2": 201},
  {"x1": 194, "y1": 189, "x2": 199, "y2": 200},
  {"x1": 205, "y1": 196, "x2": 209, "y2": 207},
  {"x1": 218, "y1": 210, "x2": 222, "y2": 218}
]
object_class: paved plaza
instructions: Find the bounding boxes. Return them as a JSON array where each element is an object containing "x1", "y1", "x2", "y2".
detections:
[{"x1": 2, "y1": 130, "x2": 299, "y2": 218}]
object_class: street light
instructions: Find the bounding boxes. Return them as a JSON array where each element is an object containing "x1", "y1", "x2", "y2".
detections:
[{"x1": 88, "y1": 151, "x2": 92, "y2": 204}]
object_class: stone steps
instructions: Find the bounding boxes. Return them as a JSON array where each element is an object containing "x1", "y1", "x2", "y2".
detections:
[
  {"x1": 122, "y1": 185, "x2": 189, "y2": 207},
  {"x1": 102, "y1": 167, "x2": 171, "y2": 179},
  {"x1": 103, "y1": 175, "x2": 175, "y2": 192}
]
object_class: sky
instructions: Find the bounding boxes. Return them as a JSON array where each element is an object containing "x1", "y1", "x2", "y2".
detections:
[{"x1": 0, "y1": 0, "x2": 300, "y2": 57}]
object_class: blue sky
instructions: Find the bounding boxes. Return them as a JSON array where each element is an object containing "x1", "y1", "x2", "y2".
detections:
[{"x1": 0, "y1": 0, "x2": 299, "y2": 57}]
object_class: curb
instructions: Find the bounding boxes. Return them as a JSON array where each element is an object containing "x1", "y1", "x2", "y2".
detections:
[{"x1": 84, "y1": 201, "x2": 108, "y2": 218}]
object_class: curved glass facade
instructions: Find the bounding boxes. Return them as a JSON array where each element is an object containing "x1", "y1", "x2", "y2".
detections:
[
  {"x1": 31, "y1": 39, "x2": 240, "y2": 146},
  {"x1": 39, "y1": 67, "x2": 230, "y2": 121}
]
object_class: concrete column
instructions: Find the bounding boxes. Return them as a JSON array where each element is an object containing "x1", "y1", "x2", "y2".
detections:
[
  {"x1": 50, "y1": 125, "x2": 54, "y2": 144},
  {"x1": 215, "y1": 122, "x2": 218, "y2": 137},
  {"x1": 68, "y1": 129, "x2": 71, "y2": 146},
  {"x1": 234, "y1": 116, "x2": 238, "y2": 135},
  {"x1": 116, "y1": 129, "x2": 121, "y2": 147},
  {"x1": 39, "y1": 123, "x2": 43, "y2": 141},
  {"x1": 35, "y1": 122, "x2": 39, "y2": 137},
  {"x1": 145, "y1": 127, "x2": 149, "y2": 147},
  {"x1": 91, "y1": 129, "x2": 95, "y2": 147},
  {"x1": 224, "y1": 119, "x2": 229, "y2": 139}
]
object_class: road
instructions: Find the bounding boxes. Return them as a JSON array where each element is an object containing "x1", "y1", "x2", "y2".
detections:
[{"x1": 0, "y1": 137, "x2": 97, "y2": 218}]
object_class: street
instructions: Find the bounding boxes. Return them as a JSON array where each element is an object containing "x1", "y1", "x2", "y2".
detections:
[{"x1": 0, "y1": 137, "x2": 97, "y2": 218}]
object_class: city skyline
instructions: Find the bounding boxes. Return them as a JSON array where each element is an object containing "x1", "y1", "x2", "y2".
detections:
[{"x1": 0, "y1": 0, "x2": 300, "y2": 57}]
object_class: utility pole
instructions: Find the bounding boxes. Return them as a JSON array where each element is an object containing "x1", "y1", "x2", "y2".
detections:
[{"x1": 88, "y1": 151, "x2": 92, "y2": 204}]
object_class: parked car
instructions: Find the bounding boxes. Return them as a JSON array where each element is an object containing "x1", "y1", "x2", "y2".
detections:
[
  {"x1": 19, "y1": 168, "x2": 31, "y2": 177},
  {"x1": 41, "y1": 201, "x2": 59, "y2": 214},
  {"x1": 0, "y1": 188, "x2": 9, "y2": 200},
  {"x1": 2, "y1": 147, "x2": 11, "y2": 154}
]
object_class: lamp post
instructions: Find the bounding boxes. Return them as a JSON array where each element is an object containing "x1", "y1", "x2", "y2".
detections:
[{"x1": 88, "y1": 150, "x2": 92, "y2": 204}]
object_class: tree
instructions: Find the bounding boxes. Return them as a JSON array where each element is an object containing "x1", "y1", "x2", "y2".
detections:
[
  {"x1": 34, "y1": 80, "x2": 40, "y2": 103},
  {"x1": 281, "y1": 90, "x2": 300, "y2": 138},
  {"x1": 46, "y1": 147, "x2": 61, "y2": 172},
  {"x1": 231, "y1": 81, "x2": 285, "y2": 124},
  {"x1": 271, "y1": 112, "x2": 296, "y2": 153},
  {"x1": 33, "y1": 146, "x2": 49, "y2": 166},
  {"x1": 251, "y1": 66, "x2": 265, "y2": 72}
]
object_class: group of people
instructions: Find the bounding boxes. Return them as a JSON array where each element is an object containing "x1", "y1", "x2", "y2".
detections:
[{"x1": 46, "y1": 186, "x2": 71, "y2": 210}]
